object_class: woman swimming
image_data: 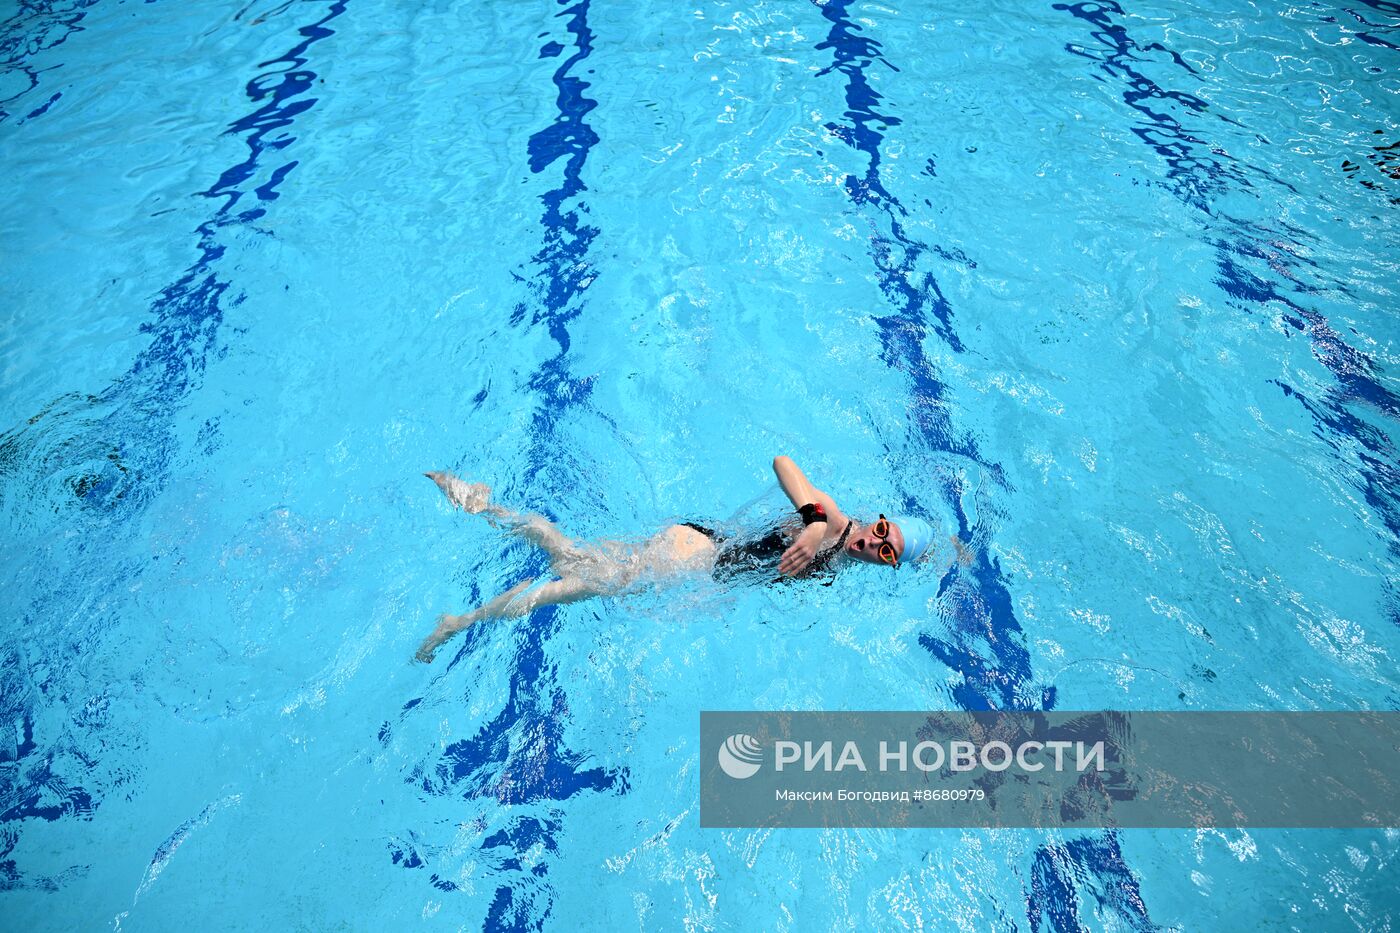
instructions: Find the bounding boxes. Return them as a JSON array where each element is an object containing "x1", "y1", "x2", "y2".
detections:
[{"x1": 414, "y1": 455, "x2": 940, "y2": 662}]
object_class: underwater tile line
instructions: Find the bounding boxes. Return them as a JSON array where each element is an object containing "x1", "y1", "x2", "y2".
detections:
[
  {"x1": 0, "y1": 0, "x2": 350, "y2": 896},
  {"x1": 811, "y1": 0, "x2": 1046, "y2": 716}
]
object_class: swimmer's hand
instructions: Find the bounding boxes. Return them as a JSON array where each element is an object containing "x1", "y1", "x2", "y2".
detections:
[
  {"x1": 425, "y1": 471, "x2": 490, "y2": 514},
  {"x1": 779, "y1": 524, "x2": 826, "y2": 576}
]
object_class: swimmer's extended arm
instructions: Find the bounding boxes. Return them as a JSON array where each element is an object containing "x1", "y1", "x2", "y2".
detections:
[
  {"x1": 772, "y1": 456, "x2": 843, "y2": 516},
  {"x1": 772, "y1": 456, "x2": 845, "y2": 576},
  {"x1": 773, "y1": 455, "x2": 818, "y2": 509}
]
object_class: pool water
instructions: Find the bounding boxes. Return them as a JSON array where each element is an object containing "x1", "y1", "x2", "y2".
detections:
[{"x1": 2, "y1": 0, "x2": 1398, "y2": 928}]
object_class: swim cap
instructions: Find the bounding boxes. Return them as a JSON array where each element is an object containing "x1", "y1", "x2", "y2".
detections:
[{"x1": 890, "y1": 515, "x2": 934, "y2": 565}]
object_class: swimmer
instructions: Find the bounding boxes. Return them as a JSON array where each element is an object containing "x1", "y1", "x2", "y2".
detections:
[{"x1": 414, "y1": 456, "x2": 954, "y2": 662}]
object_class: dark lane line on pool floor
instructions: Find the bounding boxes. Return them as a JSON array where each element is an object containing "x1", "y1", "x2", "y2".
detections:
[
  {"x1": 381, "y1": 0, "x2": 625, "y2": 921},
  {"x1": 1045, "y1": 2, "x2": 1398, "y2": 925},
  {"x1": 1053, "y1": 1, "x2": 1400, "y2": 557},
  {"x1": 1347, "y1": 0, "x2": 1400, "y2": 53},
  {"x1": 0, "y1": 0, "x2": 99, "y2": 126},
  {"x1": 3, "y1": 0, "x2": 349, "y2": 527},
  {"x1": 0, "y1": 0, "x2": 348, "y2": 895},
  {"x1": 810, "y1": 0, "x2": 1050, "y2": 715},
  {"x1": 808, "y1": 3, "x2": 1158, "y2": 929}
]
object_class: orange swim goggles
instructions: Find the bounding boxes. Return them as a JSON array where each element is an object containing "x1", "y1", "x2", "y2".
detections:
[{"x1": 872, "y1": 514, "x2": 899, "y2": 566}]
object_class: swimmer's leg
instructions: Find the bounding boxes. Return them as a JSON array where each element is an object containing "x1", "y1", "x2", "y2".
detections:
[
  {"x1": 488, "y1": 576, "x2": 597, "y2": 618},
  {"x1": 414, "y1": 576, "x2": 599, "y2": 663},
  {"x1": 425, "y1": 471, "x2": 579, "y2": 564}
]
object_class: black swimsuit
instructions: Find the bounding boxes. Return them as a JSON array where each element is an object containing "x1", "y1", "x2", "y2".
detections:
[{"x1": 683, "y1": 519, "x2": 853, "y2": 585}]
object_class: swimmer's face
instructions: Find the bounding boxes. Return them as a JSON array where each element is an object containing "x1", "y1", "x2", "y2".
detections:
[{"x1": 845, "y1": 518, "x2": 904, "y2": 566}]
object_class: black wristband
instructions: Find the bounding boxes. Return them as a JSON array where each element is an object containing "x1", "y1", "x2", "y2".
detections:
[{"x1": 798, "y1": 502, "x2": 828, "y2": 525}]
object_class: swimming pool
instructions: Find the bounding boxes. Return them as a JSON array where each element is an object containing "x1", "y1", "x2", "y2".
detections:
[{"x1": 2, "y1": 0, "x2": 1398, "y2": 927}]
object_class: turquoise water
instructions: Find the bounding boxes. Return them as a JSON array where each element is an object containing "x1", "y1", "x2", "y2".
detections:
[{"x1": 2, "y1": 0, "x2": 1399, "y2": 928}]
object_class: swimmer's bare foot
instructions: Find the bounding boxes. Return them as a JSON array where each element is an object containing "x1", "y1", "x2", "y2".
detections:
[
  {"x1": 415, "y1": 614, "x2": 462, "y2": 663},
  {"x1": 413, "y1": 577, "x2": 536, "y2": 663},
  {"x1": 425, "y1": 471, "x2": 490, "y2": 514},
  {"x1": 415, "y1": 608, "x2": 483, "y2": 663}
]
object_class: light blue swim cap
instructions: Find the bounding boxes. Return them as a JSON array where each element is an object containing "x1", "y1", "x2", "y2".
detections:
[{"x1": 890, "y1": 515, "x2": 934, "y2": 565}]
